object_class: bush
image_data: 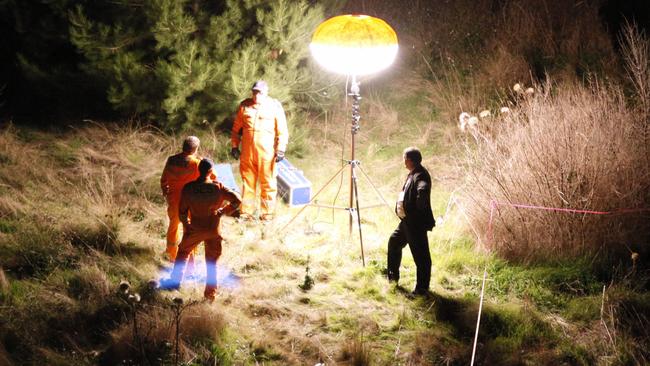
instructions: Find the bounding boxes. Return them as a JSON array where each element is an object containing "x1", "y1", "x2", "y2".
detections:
[
  {"x1": 460, "y1": 81, "x2": 650, "y2": 264},
  {"x1": 69, "y1": 0, "x2": 335, "y2": 130}
]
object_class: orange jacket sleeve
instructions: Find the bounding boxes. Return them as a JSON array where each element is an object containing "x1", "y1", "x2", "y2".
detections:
[
  {"x1": 219, "y1": 184, "x2": 242, "y2": 216},
  {"x1": 160, "y1": 158, "x2": 171, "y2": 195},
  {"x1": 231, "y1": 104, "x2": 244, "y2": 149},
  {"x1": 178, "y1": 186, "x2": 191, "y2": 226},
  {"x1": 274, "y1": 100, "x2": 289, "y2": 152}
]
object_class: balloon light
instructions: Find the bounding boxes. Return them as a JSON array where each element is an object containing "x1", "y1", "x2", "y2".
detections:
[
  {"x1": 310, "y1": 14, "x2": 398, "y2": 76},
  {"x1": 285, "y1": 15, "x2": 398, "y2": 267}
]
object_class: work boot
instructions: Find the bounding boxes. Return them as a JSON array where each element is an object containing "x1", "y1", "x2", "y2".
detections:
[
  {"x1": 410, "y1": 287, "x2": 430, "y2": 298},
  {"x1": 163, "y1": 258, "x2": 187, "y2": 290},
  {"x1": 386, "y1": 269, "x2": 399, "y2": 284},
  {"x1": 204, "y1": 286, "x2": 217, "y2": 302},
  {"x1": 259, "y1": 213, "x2": 274, "y2": 222}
]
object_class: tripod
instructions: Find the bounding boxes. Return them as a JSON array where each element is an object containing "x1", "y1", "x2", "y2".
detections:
[{"x1": 280, "y1": 76, "x2": 392, "y2": 266}]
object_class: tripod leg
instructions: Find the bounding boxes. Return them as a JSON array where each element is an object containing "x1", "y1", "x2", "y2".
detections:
[
  {"x1": 357, "y1": 164, "x2": 395, "y2": 217},
  {"x1": 279, "y1": 164, "x2": 347, "y2": 233},
  {"x1": 351, "y1": 167, "x2": 365, "y2": 267}
]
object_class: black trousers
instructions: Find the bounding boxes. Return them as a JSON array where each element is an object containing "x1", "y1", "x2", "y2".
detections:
[{"x1": 387, "y1": 220, "x2": 431, "y2": 290}]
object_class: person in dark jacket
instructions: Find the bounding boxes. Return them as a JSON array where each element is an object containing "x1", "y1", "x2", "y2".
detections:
[{"x1": 387, "y1": 147, "x2": 435, "y2": 296}]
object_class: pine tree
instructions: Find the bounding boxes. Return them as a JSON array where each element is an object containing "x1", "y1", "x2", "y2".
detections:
[
  {"x1": 69, "y1": 0, "x2": 335, "y2": 131},
  {"x1": 0, "y1": 0, "x2": 111, "y2": 122}
]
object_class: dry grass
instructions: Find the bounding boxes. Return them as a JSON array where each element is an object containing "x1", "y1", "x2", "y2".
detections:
[
  {"x1": 0, "y1": 109, "x2": 645, "y2": 364},
  {"x1": 0, "y1": 342, "x2": 12, "y2": 366},
  {"x1": 620, "y1": 22, "x2": 650, "y2": 163},
  {"x1": 340, "y1": 336, "x2": 372, "y2": 366},
  {"x1": 0, "y1": 267, "x2": 8, "y2": 293},
  {"x1": 180, "y1": 302, "x2": 227, "y2": 343},
  {"x1": 459, "y1": 80, "x2": 650, "y2": 263},
  {"x1": 0, "y1": 120, "x2": 414, "y2": 364},
  {"x1": 67, "y1": 262, "x2": 111, "y2": 303},
  {"x1": 104, "y1": 307, "x2": 176, "y2": 364},
  {"x1": 1, "y1": 14, "x2": 648, "y2": 361}
]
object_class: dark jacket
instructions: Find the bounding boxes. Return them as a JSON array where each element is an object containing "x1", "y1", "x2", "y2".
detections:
[{"x1": 400, "y1": 164, "x2": 435, "y2": 231}]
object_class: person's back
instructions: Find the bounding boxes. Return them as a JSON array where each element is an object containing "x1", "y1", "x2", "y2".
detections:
[
  {"x1": 179, "y1": 180, "x2": 237, "y2": 231},
  {"x1": 160, "y1": 136, "x2": 202, "y2": 262},
  {"x1": 163, "y1": 158, "x2": 241, "y2": 301},
  {"x1": 161, "y1": 152, "x2": 201, "y2": 198}
]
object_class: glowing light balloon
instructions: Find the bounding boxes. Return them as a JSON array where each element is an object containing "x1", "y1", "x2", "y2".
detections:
[{"x1": 310, "y1": 14, "x2": 398, "y2": 76}]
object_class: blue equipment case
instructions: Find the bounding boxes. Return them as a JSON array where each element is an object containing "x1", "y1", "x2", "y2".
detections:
[
  {"x1": 277, "y1": 158, "x2": 311, "y2": 206},
  {"x1": 214, "y1": 163, "x2": 240, "y2": 193}
]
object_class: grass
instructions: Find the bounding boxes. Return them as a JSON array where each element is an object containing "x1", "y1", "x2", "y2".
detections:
[
  {"x1": 0, "y1": 98, "x2": 648, "y2": 366},
  {"x1": 1, "y1": 8, "x2": 650, "y2": 363},
  {"x1": 0, "y1": 119, "x2": 643, "y2": 365}
]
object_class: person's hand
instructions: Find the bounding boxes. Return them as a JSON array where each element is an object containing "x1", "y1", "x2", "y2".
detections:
[
  {"x1": 275, "y1": 150, "x2": 285, "y2": 163},
  {"x1": 231, "y1": 147, "x2": 240, "y2": 160}
]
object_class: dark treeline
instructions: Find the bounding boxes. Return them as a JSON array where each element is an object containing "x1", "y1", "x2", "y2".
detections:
[
  {"x1": 0, "y1": 0, "x2": 114, "y2": 125},
  {"x1": 1, "y1": 0, "x2": 648, "y2": 128},
  {"x1": 0, "y1": 0, "x2": 340, "y2": 130}
]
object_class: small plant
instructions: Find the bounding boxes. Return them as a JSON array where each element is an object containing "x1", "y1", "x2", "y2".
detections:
[
  {"x1": 170, "y1": 296, "x2": 200, "y2": 365},
  {"x1": 341, "y1": 335, "x2": 371, "y2": 366},
  {"x1": 299, "y1": 263, "x2": 315, "y2": 291},
  {"x1": 117, "y1": 280, "x2": 147, "y2": 361}
]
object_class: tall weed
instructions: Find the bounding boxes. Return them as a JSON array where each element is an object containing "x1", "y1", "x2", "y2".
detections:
[{"x1": 460, "y1": 81, "x2": 650, "y2": 264}]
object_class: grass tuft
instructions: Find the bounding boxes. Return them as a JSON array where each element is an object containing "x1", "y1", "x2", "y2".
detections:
[{"x1": 340, "y1": 335, "x2": 372, "y2": 366}]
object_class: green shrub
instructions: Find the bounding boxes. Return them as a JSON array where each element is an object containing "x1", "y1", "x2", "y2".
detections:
[{"x1": 69, "y1": 0, "x2": 335, "y2": 131}]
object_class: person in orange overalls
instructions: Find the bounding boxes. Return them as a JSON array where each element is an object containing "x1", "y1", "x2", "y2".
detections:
[
  {"x1": 160, "y1": 136, "x2": 201, "y2": 261},
  {"x1": 161, "y1": 158, "x2": 241, "y2": 301},
  {"x1": 231, "y1": 80, "x2": 289, "y2": 221}
]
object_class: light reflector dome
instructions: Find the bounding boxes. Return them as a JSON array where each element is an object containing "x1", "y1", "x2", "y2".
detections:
[{"x1": 310, "y1": 14, "x2": 398, "y2": 76}]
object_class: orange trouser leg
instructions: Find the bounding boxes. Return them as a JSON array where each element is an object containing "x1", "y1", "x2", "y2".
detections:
[
  {"x1": 166, "y1": 203, "x2": 182, "y2": 250},
  {"x1": 240, "y1": 157, "x2": 258, "y2": 215},
  {"x1": 203, "y1": 236, "x2": 223, "y2": 301},
  {"x1": 258, "y1": 158, "x2": 277, "y2": 215},
  {"x1": 169, "y1": 229, "x2": 207, "y2": 284},
  {"x1": 166, "y1": 203, "x2": 197, "y2": 262}
]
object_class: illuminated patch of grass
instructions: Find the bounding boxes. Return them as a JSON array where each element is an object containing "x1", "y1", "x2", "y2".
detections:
[
  {"x1": 563, "y1": 296, "x2": 601, "y2": 323},
  {"x1": 486, "y1": 259, "x2": 602, "y2": 311}
]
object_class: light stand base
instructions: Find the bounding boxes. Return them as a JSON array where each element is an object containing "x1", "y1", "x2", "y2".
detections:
[{"x1": 279, "y1": 76, "x2": 393, "y2": 266}]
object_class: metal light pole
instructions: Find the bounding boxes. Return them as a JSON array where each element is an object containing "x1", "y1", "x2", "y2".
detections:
[{"x1": 281, "y1": 15, "x2": 399, "y2": 266}]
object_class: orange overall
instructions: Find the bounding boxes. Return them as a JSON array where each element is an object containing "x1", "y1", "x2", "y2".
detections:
[
  {"x1": 231, "y1": 97, "x2": 288, "y2": 216},
  {"x1": 168, "y1": 179, "x2": 241, "y2": 300},
  {"x1": 160, "y1": 152, "x2": 200, "y2": 260}
]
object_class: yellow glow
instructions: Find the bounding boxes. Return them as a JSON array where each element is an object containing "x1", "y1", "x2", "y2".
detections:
[{"x1": 310, "y1": 14, "x2": 398, "y2": 76}]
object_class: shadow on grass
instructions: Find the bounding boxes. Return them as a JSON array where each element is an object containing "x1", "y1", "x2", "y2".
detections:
[
  {"x1": 405, "y1": 290, "x2": 575, "y2": 365},
  {"x1": 67, "y1": 223, "x2": 153, "y2": 258}
]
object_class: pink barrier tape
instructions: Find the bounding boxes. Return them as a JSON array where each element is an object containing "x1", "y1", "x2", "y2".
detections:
[
  {"x1": 486, "y1": 199, "x2": 650, "y2": 246},
  {"x1": 491, "y1": 200, "x2": 650, "y2": 216}
]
